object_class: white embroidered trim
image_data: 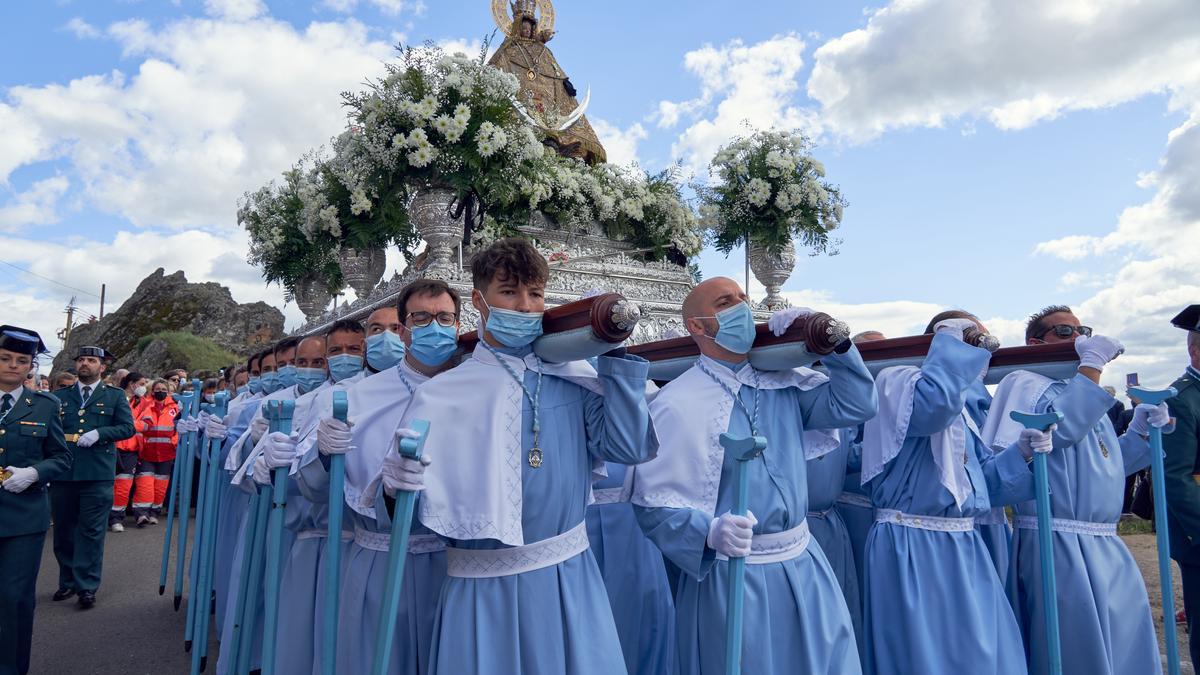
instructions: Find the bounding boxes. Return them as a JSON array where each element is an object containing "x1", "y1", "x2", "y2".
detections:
[
  {"x1": 875, "y1": 509, "x2": 975, "y2": 532},
  {"x1": 836, "y1": 492, "x2": 874, "y2": 509},
  {"x1": 1013, "y1": 516, "x2": 1117, "y2": 537},
  {"x1": 445, "y1": 521, "x2": 589, "y2": 578},
  {"x1": 974, "y1": 508, "x2": 1010, "y2": 527},
  {"x1": 715, "y1": 520, "x2": 811, "y2": 565},
  {"x1": 591, "y1": 487, "x2": 626, "y2": 505},
  {"x1": 353, "y1": 529, "x2": 446, "y2": 554}
]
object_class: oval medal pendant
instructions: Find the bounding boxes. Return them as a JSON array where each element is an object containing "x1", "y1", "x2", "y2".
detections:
[{"x1": 528, "y1": 447, "x2": 543, "y2": 468}]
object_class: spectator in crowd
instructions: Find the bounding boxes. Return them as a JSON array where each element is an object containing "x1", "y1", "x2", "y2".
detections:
[
  {"x1": 109, "y1": 371, "x2": 148, "y2": 532},
  {"x1": 130, "y1": 379, "x2": 178, "y2": 527},
  {"x1": 37, "y1": 374, "x2": 50, "y2": 391},
  {"x1": 53, "y1": 372, "x2": 77, "y2": 389},
  {"x1": 112, "y1": 369, "x2": 129, "y2": 389},
  {"x1": 165, "y1": 369, "x2": 187, "y2": 391}
]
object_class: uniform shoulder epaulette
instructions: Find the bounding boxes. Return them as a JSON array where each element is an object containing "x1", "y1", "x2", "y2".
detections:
[
  {"x1": 33, "y1": 390, "x2": 61, "y2": 404},
  {"x1": 1175, "y1": 374, "x2": 1197, "y2": 394}
]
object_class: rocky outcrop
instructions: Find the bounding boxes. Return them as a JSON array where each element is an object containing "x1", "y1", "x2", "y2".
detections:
[{"x1": 52, "y1": 268, "x2": 284, "y2": 374}]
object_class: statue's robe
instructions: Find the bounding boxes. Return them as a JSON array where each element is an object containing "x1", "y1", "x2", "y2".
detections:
[
  {"x1": 488, "y1": 35, "x2": 606, "y2": 164},
  {"x1": 983, "y1": 370, "x2": 1158, "y2": 675},
  {"x1": 633, "y1": 348, "x2": 876, "y2": 675},
  {"x1": 860, "y1": 335, "x2": 1030, "y2": 675}
]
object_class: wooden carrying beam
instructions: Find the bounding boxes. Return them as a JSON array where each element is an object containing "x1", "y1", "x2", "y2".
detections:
[
  {"x1": 459, "y1": 293, "x2": 642, "y2": 363},
  {"x1": 629, "y1": 322, "x2": 1080, "y2": 385}
]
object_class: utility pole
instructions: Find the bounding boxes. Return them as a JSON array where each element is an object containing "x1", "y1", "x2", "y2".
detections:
[
  {"x1": 99, "y1": 284, "x2": 106, "y2": 319},
  {"x1": 61, "y1": 296, "x2": 78, "y2": 351}
]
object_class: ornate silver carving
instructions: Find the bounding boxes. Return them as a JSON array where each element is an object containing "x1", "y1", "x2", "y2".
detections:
[
  {"x1": 294, "y1": 278, "x2": 333, "y2": 322},
  {"x1": 338, "y1": 247, "x2": 387, "y2": 299},
  {"x1": 610, "y1": 300, "x2": 642, "y2": 332},
  {"x1": 748, "y1": 240, "x2": 796, "y2": 311},
  {"x1": 825, "y1": 319, "x2": 851, "y2": 345},
  {"x1": 411, "y1": 187, "x2": 463, "y2": 280}
]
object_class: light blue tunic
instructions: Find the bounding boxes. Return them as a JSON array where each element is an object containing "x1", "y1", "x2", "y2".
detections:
[
  {"x1": 806, "y1": 433, "x2": 864, "y2": 659},
  {"x1": 424, "y1": 350, "x2": 656, "y2": 675},
  {"x1": 835, "y1": 426, "x2": 872, "y2": 605},
  {"x1": 212, "y1": 398, "x2": 260, "y2": 633},
  {"x1": 965, "y1": 384, "x2": 1013, "y2": 584},
  {"x1": 635, "y1": 347, "x2": 877, "y2": 675},
  {"x1": 585, "y1": 462, "x2": 676, "y2": 675},
  {"x1": 862, "y1": 335, "x2": 1032, "y2": 675},
  {"x1": 1010, "y1": 373, "x2": 1157, "y2": 675}
]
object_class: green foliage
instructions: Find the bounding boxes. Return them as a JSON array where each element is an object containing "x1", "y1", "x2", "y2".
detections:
[{"x1": 136, "y1": 332, "x2": 241, "y2": 373}]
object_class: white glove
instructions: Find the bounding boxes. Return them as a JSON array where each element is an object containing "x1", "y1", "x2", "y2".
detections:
[
  {"x1": 767, "y1": 307, "x2": 813, "y2": 337},
  {"x1": 381, "y1": 428, "x2": 432, "y2": 497},
  {"x1": 2, "y1": 466, "x2": 38, "y2": 493},
  {"x1": 76, "y1": 430, "x2": 100, "y2": 448},
  {"x1": 205, "y1": 417, "x2": 229, "y2": 440},
  {"x1": 317, "y1": 417, "x2": 354, "y2": 456},
  {"x1": 706, "y1": 510, "x2": 758, "y2": 558},
  {"x1": 177, "y1": 418, "x2": 199, "y2": 434},
  {"x1": 1074, "y1": 335, "x2": 1124, "y2": 371},
  {"x1": 934, "y1": 318, "x2": 978, "y2": 342},
  {"x1": 251, "y1": 454, "x2": 271, "y2": 485},
  {"x1": 261, "y1": 432, "x2": 298, "y2": 470},
  {"x1": 197, "y1": 411, "x2": 213, "y2": 428},
  {"x1": 1130, "y1": 403, "x2": 1173, "y2": 436},
  {"x1": 249, "y1": 416, "x2": 270, "y2": 444},
  {"x1": 1017, "y1": 426, "x2": 1055, "y2": 460}
]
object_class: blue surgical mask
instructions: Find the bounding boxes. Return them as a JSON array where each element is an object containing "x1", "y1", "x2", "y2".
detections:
[
  {"x1": 483, "y1": 299, "x2": 543, "y2": 349},
  {"x1": 699, "y1": 302, "x2": 757, "y2": 354},
  {"x1": 409, "y1": 324, "x2": 458, "y2": 367},
  {"x1": 366, "y1": 331, "x2": 406, "y2": 371},
  {"x1": 295, "y1": 367, "x2": 327, "y2": 393},
  {"x1": 260, "y1": 371, "x2": 280, "y2": 393},
  {"x1": 276, "y1": 365, "x2": 298, "y2": 389},
  {"x1": 246, "y1": 376, "x2": 262, "y2": 395},
  {"x1": 327, "y1": 354, "x2": 364, "y2": 382}
]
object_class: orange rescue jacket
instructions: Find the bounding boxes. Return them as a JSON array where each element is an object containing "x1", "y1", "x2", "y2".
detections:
[{"x1": 134, "y1": 396, "x2": 179, "y2": 463}]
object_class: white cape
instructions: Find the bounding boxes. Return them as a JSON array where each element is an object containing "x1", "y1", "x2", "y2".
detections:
[
  {"x1": 410, "y1": 343, "x2": 602, "y2": 547},
  {"x1": 979, "y1": 370, "x2": 1056, "y2": 452},
  {"x1": 630, "y1": 356, "x2": 834, "y2": 516}
]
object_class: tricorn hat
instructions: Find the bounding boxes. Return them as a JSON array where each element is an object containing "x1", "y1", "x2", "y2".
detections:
[
  {"x1": 74, "y1": 345, "x2": 111, "y2": 361},
  {"x1": 1171, "y1": 305, "x2": 1200, "y2": 332},
  {"x1": 0, "y1": 325, "x2": 48, "y2": 356}
]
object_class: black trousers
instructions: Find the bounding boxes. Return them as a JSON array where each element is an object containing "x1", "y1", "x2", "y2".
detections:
[
  {"x1": 49, "y1": 480, "x2": 112, "y2": 593},
  {"x1": 0, "y1": 531, "x2": 47, "y2": 675},
  {"x1": 1182, "y1": 562, "x2": 1200, "y2": 668}
]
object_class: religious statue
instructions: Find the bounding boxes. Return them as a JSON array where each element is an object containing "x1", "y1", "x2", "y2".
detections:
[{"x1": 489, "y1": 0, "x2": 608, "y2": 164}]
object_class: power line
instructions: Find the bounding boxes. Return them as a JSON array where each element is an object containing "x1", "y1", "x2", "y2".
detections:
[{"x1": 0, "y1": 259, "x2": 102, "y2": 299}]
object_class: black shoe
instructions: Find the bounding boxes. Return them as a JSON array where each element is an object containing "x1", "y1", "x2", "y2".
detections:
[
  {"x1": 77, "y1": 590, "x2": 96, "y2": 609},
  {"x1": 52, "y1": 588, "x2": 75, "y2": 601}
]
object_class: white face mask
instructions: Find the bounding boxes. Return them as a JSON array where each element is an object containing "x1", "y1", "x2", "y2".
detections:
[{"x1": 134, "y1": 386, "x2": 147, "y2": 397}]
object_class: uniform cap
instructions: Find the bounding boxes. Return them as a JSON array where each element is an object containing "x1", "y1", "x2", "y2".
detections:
[
  {"x1": 0, "y1": 325, "x2": 48, "y2": 356},
  {"x1": 75, "y1": 345, "x2": 111, "y2": 361},
  {"x1": 1171, "y1": 304, "x2": 1200, "y2": 332}
]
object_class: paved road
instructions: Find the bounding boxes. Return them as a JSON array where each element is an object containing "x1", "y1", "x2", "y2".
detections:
[{"x1": 31, "y1": 517, "x2": 219, "y2": 674}]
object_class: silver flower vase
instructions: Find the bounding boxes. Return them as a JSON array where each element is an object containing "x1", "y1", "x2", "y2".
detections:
[
  {"x1": 294, "y1": 278, "x2": 333, "y2": 322},
  {"x1": 338, "y1": 246, "x2": 386, "y2": 299},
  {"x1": 411, "y1": 187, "x2": 463, "y2": 279},
  {"x1": 748, "y1": 239, "x2": 796, "y2": 310}
]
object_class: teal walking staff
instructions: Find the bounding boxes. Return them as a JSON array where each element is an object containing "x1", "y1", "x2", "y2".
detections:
[
  {"x1": 719, "y1": 432, "x2": 766, "y2": 675},
  {"x1": 261, "y1": 399, "x2": 296, "y2": 674},
  {"x1": 159, "y1": 392, "x2": 191, "y2": 595},
  {"x1": 192, "y1": 392, "x2": 229, "y2": 673},
  {"x1": 322, "y1": 391, "x2": 349, "y2": 675},
  {"x1": 173, "y1": 386, "x2": 201, "y2": 610}
]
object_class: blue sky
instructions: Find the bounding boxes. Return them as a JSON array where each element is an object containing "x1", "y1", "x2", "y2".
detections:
[{"x1": 2, "y1": 0, "x2": 1198, "y2": 391}]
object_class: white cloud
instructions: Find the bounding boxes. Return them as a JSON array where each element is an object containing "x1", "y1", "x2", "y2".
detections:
[
  {"x1": 1, "y1": 12, "x2": 393, "y2": 229},
  {"x1": 0, "y1": 176, "x2": 70, "y2": 230},
  {"x1": 656, "y1": 34, "x2": 816, "y2": 172},
  {"x1": 64, "y1": 17, "x2": 100, "y2": 39},
  {"x1": 202, "y1": 0, "x2": 267, "y2": 21},
  {"x1": 807, "y1": 0, "x2": 1200, "y2": 141},
  {"x1": 321, "y1": 0, "x2": 411, "y2": 16},
  {"x1": 591, "y1": 119, "x2": 647, "y2": 168},
  {"x1": 1032, "y1": 234, "x2": 1102, "y2": 260}
]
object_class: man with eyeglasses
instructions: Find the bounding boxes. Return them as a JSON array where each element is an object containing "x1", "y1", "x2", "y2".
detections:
[
  {"x1": 284, "y1": 279, "x2": 461, "y2": 673},
  {"x1": 980, "y1": 304, "x2": 1171, "y2": 675}
]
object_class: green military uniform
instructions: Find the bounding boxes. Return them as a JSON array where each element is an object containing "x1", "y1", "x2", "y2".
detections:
[
  {"x1": 1163, "y1": 304, "x2": 1200, "y2": 667},
  {"x1": 0, "y1": 327, "x2": 71, "y2": 675},
  {"x1": 49, "y1": 374, "x2": 134, "y2": 599}
]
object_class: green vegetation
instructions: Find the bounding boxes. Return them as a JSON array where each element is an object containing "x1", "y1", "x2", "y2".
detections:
[
  {"x1": 1118, "y1": 516, "x2": 1155, "y2": 536},
  {"x1": 136, "y1": 331, "x2": 239, "y2": 372}
]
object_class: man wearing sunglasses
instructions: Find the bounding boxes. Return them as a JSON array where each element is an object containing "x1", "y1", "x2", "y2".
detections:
[{"x1": 981, "y1": 305, "x2": 1171, "y2": 675}]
